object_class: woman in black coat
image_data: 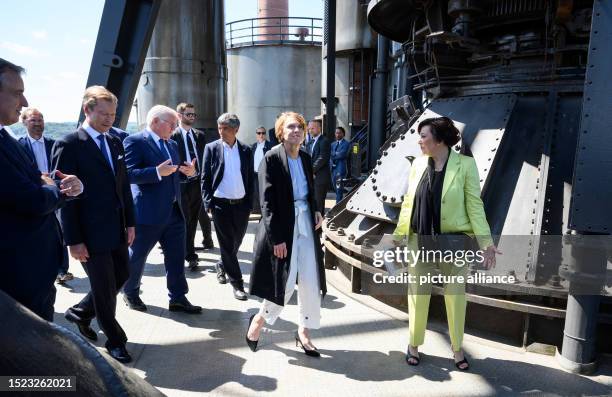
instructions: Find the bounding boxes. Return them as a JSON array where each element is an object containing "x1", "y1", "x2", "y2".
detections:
[{"x1": 246, "y1": 111, "x2": 326, "y2": 357}]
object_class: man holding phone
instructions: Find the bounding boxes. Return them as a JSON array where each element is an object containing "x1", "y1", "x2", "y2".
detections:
[{"x1": 122, "y1": 105, "x2": 202, "y2": 314}]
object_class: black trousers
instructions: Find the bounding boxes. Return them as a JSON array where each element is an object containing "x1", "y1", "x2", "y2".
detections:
[
  {"x1": 198, "y1": 204, "x2": 212, "y2": 244},
  {"x1": 314, "y1": 182, "x2": 328, "y2": 215},
  {"x1": 211, "y1": 199, "x2": 250, "y2": 289},
  {"x1": 68, "y1": 245, "x2": 129, "y2": 348},
  {"x1": 181, "y1": 180, "x2": 203, "y2": 261}
]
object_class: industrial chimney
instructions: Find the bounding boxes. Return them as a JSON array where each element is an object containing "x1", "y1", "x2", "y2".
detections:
[{"x1": 258, "y1": 0, "x2": 288, "y2": 41}]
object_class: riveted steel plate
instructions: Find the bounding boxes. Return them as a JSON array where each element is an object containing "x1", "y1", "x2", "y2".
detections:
[
  {"x1": 569, "y1": 0, "x2": 612, "y2": 233},
  {"x1": 347, "y1": 94, "x2": 517, "y2": 223}
]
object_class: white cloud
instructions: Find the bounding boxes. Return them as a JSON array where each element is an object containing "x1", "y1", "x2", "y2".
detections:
[
  {"x1": 32, "y1": 30, "x2": 48, "y2": 40},
  {"x1": 0, "y1": 41, "x2": 38, "y2": 56},
  {"x1": 79, "y1": 38, "x2": 93, "y2": 45}
]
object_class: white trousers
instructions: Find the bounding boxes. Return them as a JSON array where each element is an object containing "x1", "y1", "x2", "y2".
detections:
[{"x1": 258, "y1": 200, "x2": 321, "y2": 329}]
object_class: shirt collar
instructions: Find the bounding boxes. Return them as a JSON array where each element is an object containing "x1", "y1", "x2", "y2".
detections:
[
  {"x1": 179, "y1": 126, "x2": 192, "y2": 136},
  {"x1": 27, "y1": 133, "x2": 45, "y2": 143},
  {"x1": 222, "y1": 140, "x2": 237, "y2": 150},
  {"x1": 145, "y1": 127, "x2": 164, "y2": 143},
  {"x1": 82, "y1": 121, "x2": 108, "y2": 139},
  {"x1": 256, "y1": 140, "x2": 265, "y2": 147}
]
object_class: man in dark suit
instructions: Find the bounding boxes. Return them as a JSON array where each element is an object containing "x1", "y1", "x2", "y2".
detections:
[
  {"x1": 52, "y1": 86, "x2": 135, "y2": 363},
  {"x1": 330, "y1": 126, "x2": 351, "y2": 202},
  {"x1": 202, "y1": 113, "x2": 253, "y2": 300},
  {"x1": 109, "y1": 126, "x2": 129, "y2": 142},
  {"x1": 171, "y1": 103, "x2": 213, "y2": 271},
  {"x1": 123, "y1": 105, "x2": 202, "y2": 314},
  {"x1": 251, "y1": 125, "x2": 272, "y2": 214},
  {"x1": 18, "y1": 108, "x2": 73, "y2": 284},
  {"x1": 306, "y1": 119, "x2": 331, "y2": 215},
  {"x1": 0, "y1": 58, "x2": 82, "y2": 322}
]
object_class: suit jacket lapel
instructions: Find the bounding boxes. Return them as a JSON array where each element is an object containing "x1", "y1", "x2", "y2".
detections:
[
  {"x1": 175, "y1": 129, "x2": 187, "y2": 162},
  {"x1": 278, "y1": 145, "x2": 294, "y2": 202},
  {"x1": 44, "y1": 138, "x2": 54, "y2": 164},
  {"x1": 442, "y1": 150, "x2": 460, "y2": 199},
  {"x1": 107, "y1": 137, "x2": 120, "y2": 173},
  {"x1": 238, "y1": 141, "x2": 249, "y2": 188},
  {"x1": 217, "y1": 140, "x2": 225, "y2": 181},
  {"x1": 143, "y1": 131, "x2": 165, "y2": 161},
  {"x1": 0, "y1": 131, "x2": 39, "y2": 178},
  {"x1": 78, "y1": 128, "x2": 114, "y2": 175},
  {"x1": 20, "y1": 138, "x2": 35, "y2": 162}
]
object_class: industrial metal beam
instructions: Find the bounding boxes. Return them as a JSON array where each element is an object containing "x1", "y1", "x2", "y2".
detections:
[
  {"x1": 324, "y1": 0, "x2": 337, "y2": 137},
  {"x1": 80, "y1": 0, "x2": 162, "y2": 129}
]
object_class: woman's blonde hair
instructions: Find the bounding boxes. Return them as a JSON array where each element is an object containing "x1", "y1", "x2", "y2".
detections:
[{"x1": 274, "y1": 111, "x2": 307, "y2": 143}]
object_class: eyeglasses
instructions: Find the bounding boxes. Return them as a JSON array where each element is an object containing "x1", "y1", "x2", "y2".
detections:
[
  {"x1": 256, "y1": 131, "x2": 266, "y2": 135},
  {"x1": 181, "y1": 112, "x2": 197, "y2": 118}
]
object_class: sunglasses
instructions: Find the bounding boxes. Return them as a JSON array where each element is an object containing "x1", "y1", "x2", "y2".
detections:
[{"x1": 256, "y1": 131, "x2": 266, "y2": 135}]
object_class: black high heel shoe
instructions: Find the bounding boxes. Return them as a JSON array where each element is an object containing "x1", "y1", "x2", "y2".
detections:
[
  {"x1": 245, "y1": 314, "x2": 258, "y2": 352},
  {"x1": 294, "y1": 331, "x2": 320, "y2": 357}
]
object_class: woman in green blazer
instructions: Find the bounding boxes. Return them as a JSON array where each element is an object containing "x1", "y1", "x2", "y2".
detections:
[{"x1": 393, "y1": 117, "x2": 500, "y2": 370}]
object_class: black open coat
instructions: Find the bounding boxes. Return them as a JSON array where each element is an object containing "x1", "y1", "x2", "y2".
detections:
[{"x1": 249, "y1": 145, "x2": 326, "y2": 306}]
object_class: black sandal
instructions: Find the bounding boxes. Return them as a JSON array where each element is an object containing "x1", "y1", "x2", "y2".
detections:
[
  {"x1": 406, "y1": 354, "x2": 420, "y2": 366},
  {"x1": 405, "y1": 347, "x2": 420, "y2": 366},
  {"x1": 454, "y1": 357, "x2": 469, "y2": 371}
]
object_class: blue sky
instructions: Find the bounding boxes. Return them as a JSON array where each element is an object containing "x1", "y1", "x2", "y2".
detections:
[{"x1": 2, "y1": 0, "x2": 322, "y2": 122}]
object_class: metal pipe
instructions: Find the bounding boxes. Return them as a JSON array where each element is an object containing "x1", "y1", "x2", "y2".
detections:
[
  {"x1": 324, "y1": 0, "x2": 337, "y2": 138},
  {"x1": 557, "y1": 233, "x2": 607, "y2": 374},
  {"x1": 368, "y1": 34, "x2": 389, "y2": 167}
]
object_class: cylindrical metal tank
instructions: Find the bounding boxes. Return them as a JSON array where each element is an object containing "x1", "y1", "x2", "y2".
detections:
[
  {"x1": 227, "y1": 26, "x2": 322, "y2": 145},
  {"x1": 136, "y1": 0, "x2": 226, "y2": 134},
  {"x1": 322, "y1": 0, "x2": 376, "y2": 138},
  {"x1": 336, "y1": 0, "x2": 376, "y2": 52}
]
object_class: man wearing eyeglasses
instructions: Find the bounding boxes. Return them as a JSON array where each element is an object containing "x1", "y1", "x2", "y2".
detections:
[
  {"x1": 171, "y1": 103, "x2": 214, "y2": 271},
  {"x1": 122, "y1": 105, "x2": 202, "y2": 316},
  {"x1": 251, "y1": 126, "x2": 272, "y2": 214}
]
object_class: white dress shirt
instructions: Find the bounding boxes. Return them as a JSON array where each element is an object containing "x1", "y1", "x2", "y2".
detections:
[
  {"x1": 83, "y1": 121, "x2": 114, "y2": 174},
  {"x1": 179, "y1": 126, "x2": 199, "y2": 169},
  {"x1": 253, "y1": 141, "x2": 265, "y2": 173},
  {"x1": 26, "y1": 134, "x2": 49, "y2": 173},
  {"x1": 214, "y1": 140, "x2": 245, "y2": 199}
]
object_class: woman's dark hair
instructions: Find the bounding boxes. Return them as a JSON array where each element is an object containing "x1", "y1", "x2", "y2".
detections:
[{"x1": 417, "y1": 116, "x2": 461, "y2": 147}]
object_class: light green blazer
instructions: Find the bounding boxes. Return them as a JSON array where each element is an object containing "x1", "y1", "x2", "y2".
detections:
[{"x1": 393, "y1": 150, "x2": 493, "y2": 249}]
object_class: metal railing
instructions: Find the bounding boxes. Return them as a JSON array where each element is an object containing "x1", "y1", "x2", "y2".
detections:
[{"x1": 226, "y1": 17, "x2": 323, "y2": 48}]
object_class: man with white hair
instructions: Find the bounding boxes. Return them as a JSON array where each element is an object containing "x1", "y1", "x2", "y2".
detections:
[{"x1": 122, "y1": 105, "x2": 202, "y2": 314}]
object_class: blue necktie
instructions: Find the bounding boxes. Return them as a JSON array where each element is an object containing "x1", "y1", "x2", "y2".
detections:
[
  {"x1": 159, "y1": 139, "x2": 171, "y2": 162},
  {"x1": 97, "y1": 135, "x2": 113, "y2": 171}
]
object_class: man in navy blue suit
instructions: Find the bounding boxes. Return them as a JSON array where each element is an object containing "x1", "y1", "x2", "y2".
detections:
[
  {"x1": 53, "y1": 86, "x2": 136, "y2": 363},
  {"x1": 330, "y1": 126, "x2": 351, "y2": 202},
  {"x1": 0, "y1": 58, "x2": 83, "y2": 321},
  {"x1": 202, "y1": 113, "x2": 253, "y2": 300},
  {"x1": 123, "y1": 105, "x2": 202, "y2": 314},
  {"x1": 18, "y1": 108, "x2": 72, "y2": 284}
]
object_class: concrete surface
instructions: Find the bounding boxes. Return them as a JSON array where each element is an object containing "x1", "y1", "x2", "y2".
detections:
[{"x1": 53, "y1": 198, "x2": 612, "y2": 397}]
